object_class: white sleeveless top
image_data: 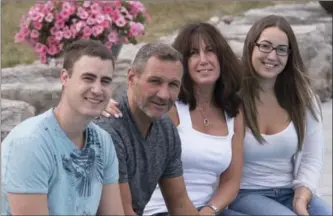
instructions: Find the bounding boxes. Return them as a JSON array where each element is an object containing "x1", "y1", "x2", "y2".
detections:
[
  {"x1": 241, "y1": 121, "x2": 298, "y2": 189},
  {"x1": 143, "y1": 101, "x2": 235, "y2": 215}
]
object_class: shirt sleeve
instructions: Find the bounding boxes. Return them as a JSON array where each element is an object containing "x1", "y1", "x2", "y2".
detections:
[
  {"x1": 161, "y1": 124, "x2": 183, "y2": 179},
  {"x1": 2, "y1": 136, "x2": 53, "y2": 194},
  {"x1": 292, "y1": 99, "x2": 324, "y2": 194},
  {"x1": 102, "y1": 132, "x2": 120, "y2": 184},
  {"x1": 96, "y1": 118, "x2": 129, "y2": 183}
]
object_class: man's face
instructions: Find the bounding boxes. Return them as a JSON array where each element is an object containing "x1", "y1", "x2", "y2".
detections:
[
  {"x1": 129, "y1": 56, "x2": 183, "y2": 120},
  {"x1": 61, "y1": 55, "x2": 114, "y2": 118}
]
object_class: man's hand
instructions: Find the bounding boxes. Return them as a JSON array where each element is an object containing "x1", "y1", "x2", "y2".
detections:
[
  {"x1": 199, "y1": 207, "x2": 215, "y2": 216},
  {"x1": 102, "y1": 98, "x2": 122, "y2": 118},
  {"x1": 293, "y1": 196, "x2": 309, "y2": 216}
]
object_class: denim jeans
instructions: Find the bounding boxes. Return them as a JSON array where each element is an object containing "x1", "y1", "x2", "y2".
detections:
[
  {"x1": 151, "y1": 206, "x2": 248, "y2": 216},
  {"x1": 228, "y1": 188, "x2": 332, "y2": 215}
]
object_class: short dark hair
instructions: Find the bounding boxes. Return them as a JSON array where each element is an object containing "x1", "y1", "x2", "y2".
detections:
[
  {"x1": 63, "y1": 39, "x2": 115, "y2": 75},
  {"x1": 131, "y1": 42, "x2": 183, "y2": 74},
  {"x1": 172, "y1": 21, "x2": 243, "y2": 118}
]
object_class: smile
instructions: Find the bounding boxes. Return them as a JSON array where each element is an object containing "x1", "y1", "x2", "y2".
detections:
[
  {"x1": 85, "y1": 97, "x2": 103, "y2": 104},
  {"x1": 262, "y1": 62, "x2": 277, "y2": 68}
]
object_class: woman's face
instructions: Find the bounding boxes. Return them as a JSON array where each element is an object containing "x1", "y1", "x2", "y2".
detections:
[
  {"x1": 251, "y1": 27, "x2": 289, "y2": 81},
  {"x1": 187, "y1": 38, "x2": 220, "y2": 86}
]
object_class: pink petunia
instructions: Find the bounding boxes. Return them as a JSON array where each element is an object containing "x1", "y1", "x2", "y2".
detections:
[
  {"x1": 55, "y1": 19, "x2": 65, "y2": 29},
  {"x1": 45, "y1": 1, "x2": 54, "y2": 11},
  {"x1": 30, "y1": 29, "x2": 40, "y2": 39},
  {"x1": 33, "y1": 21, "x2": 42, "y2": 30},
  {"x1": 108, "y1": 31, "x2": 118, "y2": 43},
  {"x1": 75, "y1": 21, "x2": 85, "y2": 32},
  {"x1": 61, "y1": 2, "x2": 72, "y2": 11},
  {"x1": 82, "y1": 26, "x2": 92, "y2": 38},
  {"x1": 114, "y1": 16, "x2": 126, "y2": 27},
  {"x1": 47, "y1": 36, "x2": 57, "y2": 45},
  {"x1": 101, "y1": 20, "x2": 110, "y2": 28},
  {"x1": 47, "y1": 44, "x2": 58, "y2": 56},
  {"x1": 21, "y1": 27, "x2": 30, "y2": 36},
  {"x1": 34, "y1": 42, "x2": 47, "y2": 53},
  {"x1": 54, "y1": 31, "x2": 64, "y2": 41},
  {"x1": 129, "y1": 22, "x2": 144, "y2": 37},
  {"x1": 95, "y1": 14, "x2": 105, "y2": 24},
  {"x1": 86, "y1": 16, "x2": 96, "y2": 26},
  {"x1": 103, "y1": 4, "x2": 113, "y2": 14},
  {"x1": 92, "y1": 25, "x2": 104, "y2": 37},
  {"x1": 50, "y1": 27, "x2": 58, "y2": 35},
  {"x1": 14, "y1": 32, "x2": 25, "y2": 43},
  {"x1": 90, "y1": 3, "x2": 101, "y2": 14},
  {"x1": 63, "y1": 27, "x2": 72, "y2": 39},
  {"x1": 83, "y1": 1, "x2": 91, "y2": 8},
  {"x1": 44, "y1": 12, "x2": 54, "y2": 22},
  {"x1": 60, "y1": 9, "x2": 71, "y2": 20},
  {"x1": 77, "y1": 7, "x2": 89, "y2": 20},
  {"x1": 40, "y1": 54, "x2": 47, "y2": 64}
]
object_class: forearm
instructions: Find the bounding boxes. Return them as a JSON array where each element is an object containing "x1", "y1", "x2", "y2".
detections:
[
  {"x1": 168, "y1": 197, "x2": 198, "y2": 215},
  {"x1": 294, "y1": 186, "x2": 312, "y2": 203},
  {"x1": 206, "y1": 180, "x2": 240, "y2": 211}
]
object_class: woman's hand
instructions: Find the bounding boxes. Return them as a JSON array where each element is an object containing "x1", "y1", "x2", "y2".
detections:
[
  {"x1": 102, "y1": 98, "x2": 123, "y2": 118},
  {"x1": 293, "y1": 196, "x2": 309, "y2": 216}
]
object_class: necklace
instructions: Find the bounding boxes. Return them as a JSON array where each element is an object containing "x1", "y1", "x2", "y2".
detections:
[{"x1": 198, "y1": 106, "x2": 209, "y2": 127}]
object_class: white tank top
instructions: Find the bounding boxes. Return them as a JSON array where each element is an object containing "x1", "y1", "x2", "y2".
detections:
[
  {"x1": 241, "y1": 121, "x2": 298, "y2": 189},
  {"x1": 143, "y1": 101, "x2": 234, "y2": 215}
]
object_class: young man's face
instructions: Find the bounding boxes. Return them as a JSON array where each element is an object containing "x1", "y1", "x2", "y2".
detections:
[
  {"x1": 129, "y1": 56, "x2": 183, "y2": 120},
  {"x1": 61, "y1": 55, "x2": 114, "y2": 118}
]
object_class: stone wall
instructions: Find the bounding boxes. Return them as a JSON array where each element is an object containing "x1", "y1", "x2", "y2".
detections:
[{"x1": 1, "y1": 2, "x2": 332, "y2": 141}]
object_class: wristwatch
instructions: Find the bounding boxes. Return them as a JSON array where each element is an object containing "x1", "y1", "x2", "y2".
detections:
[{"x1": 205, "y1": 204, "x2": 220, "y2": 213}]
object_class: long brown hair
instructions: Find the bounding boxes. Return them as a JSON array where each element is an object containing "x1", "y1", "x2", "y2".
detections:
[
  {"x1": 172, "y1": 21, "x2": 242, "y2": 118},
  {"x1": 241, "y1": 15, "x2": 321, "y2": 150}
]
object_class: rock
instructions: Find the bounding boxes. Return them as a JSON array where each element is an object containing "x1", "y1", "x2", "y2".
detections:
[
  {"x1": 319, "y1": 1, "x2": 333, "y2": 14},
  {"x1": 1, "y1": 99, "x2": 36, "y2": 142},
  {"x1": 1, "y1": 64, "x2": 62, "y2": 114}
]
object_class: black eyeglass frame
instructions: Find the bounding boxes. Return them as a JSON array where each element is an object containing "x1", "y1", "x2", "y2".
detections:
[{"x1": 255, "y1": 43, "x2": 291, "y2": 56}]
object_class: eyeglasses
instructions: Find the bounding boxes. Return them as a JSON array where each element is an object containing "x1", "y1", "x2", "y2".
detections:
[{"x1": 255, "y1": 43, "x2": 290, "y2": 56}]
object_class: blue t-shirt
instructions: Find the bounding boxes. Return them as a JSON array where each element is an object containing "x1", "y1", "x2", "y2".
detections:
[{"x1": 1, "y1": 109, "x2": 119, "y2": 215}]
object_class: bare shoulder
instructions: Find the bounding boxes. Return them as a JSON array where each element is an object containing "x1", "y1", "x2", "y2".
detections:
[{"x1": 167, "y1": 104, "x2": 180, "y2": 126}]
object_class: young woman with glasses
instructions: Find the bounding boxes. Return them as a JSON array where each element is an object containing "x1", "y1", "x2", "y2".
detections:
[{"x1": 228, "y1": 15, "x2": 332, "y2": 215}]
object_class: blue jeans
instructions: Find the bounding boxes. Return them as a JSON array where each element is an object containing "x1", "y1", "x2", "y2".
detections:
[
  {"x1": 152, "y1": 206, "x2": 248, "y2": 216},
  {"x1": 229, "y1": 188, "x2": 332, "y2": 215}
]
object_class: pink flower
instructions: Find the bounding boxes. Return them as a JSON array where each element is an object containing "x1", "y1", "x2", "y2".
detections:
[
  {"x1": 86, "y1": 16, "x2": 96, "y2": 26},
  {"x1": 92, "y1": 25, "x2": 104, "y2": 37},
  {"x1": 47, "y1": 44, "x2": 58, "y2": 55},
  {"x1": 108, "y1": 31, "x2": 118, "y2": 43},
  {"x1": 115, "y1": 16, "x2": 126, "y2": 27},
  {"x1": 40, "y1": 54, "x2": 47, "y2": 64},
  {"x1": 129, "y1": 22, "x2": 144, "y2": 37},
  {"x1": 34, "y1": 42, "x2": 47, "y2": 53},
  {"x1": 33, "y1": 21, "x2": 42, "y2": 30},
  {"x1": 60, "y1": 9, "x2": 71, "y2": 20},
  {"x1": 44, "y1": 12, "x2": 54, "y2": 22},
  {"x1": 55, "y1": 19, "x2": 65, "y2": 29},
  {"x1": 103, "y1": 4, "x2": 113, "y2": 14},
  {"x1": 95, "y1": 14, "x2": 105, "y2": 24},
  {"x1": 30, "y1": 29, "x2": 40, "y2": 38},
  {"x1": 47, "y1": 36, "x2": 57, "y2": 45},
  {"x1": 45, "y1": 1, "x2": 54, "y2": 11},
  {"x1": 83, "y1": 1, "x2": 91, "y2": 8},
  {"x1": 30, "y1": 11, "x2": 43, "y2": 22},
  {"x1": 75, "y1": 21, "x2": 85, "y2": 32},
  {"x1": 21, "y1": 27, "x2": 30, "y2": 36},
  {"x1": 90, "y1": 3, "x2": 101, "y2": 14},
  {"x1": 101, "y1": 20, "x2": 110, "y2": 28},
  {"x1": 54, "y1": 31, "x2": 64, "y2": 41},
  {"x1": 63, "y1": 27, "x2": 72, "y2": 39},
  {"x1": 50, "y1": 27, "x2": 58, "y2": 35},
  {"x1": 77, "y1": 7, "x2": 89, "y2": 20},
  {"x1": 62, "y1": 2, "x2": 72, "y2": 11},
  {"x1": 14, "y1": 32, "x2": 25, "y2": 43},
  {"x1": 82, "y1": 26, "x2": 92, "y2": 38},
  {"x1": 70, "y1": 25, "x2": 78, "y2": 37}
]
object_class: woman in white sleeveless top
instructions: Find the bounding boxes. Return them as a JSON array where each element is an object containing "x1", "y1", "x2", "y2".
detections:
[
  {"x1": 228, "y1": 15, "x2": 332, "y2": 215},
  {"x1": 105, "y1": 22, "x2": 247, "y2": 216}
]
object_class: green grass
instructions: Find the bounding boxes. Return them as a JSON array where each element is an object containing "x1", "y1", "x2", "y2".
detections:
[{"x1": 1, "y1": 0, "x2": 311, "y2": 68}]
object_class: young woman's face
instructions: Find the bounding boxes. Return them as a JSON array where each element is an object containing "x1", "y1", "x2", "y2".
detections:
[{"x1": 251, "y1": 27, "x2": 289, "y2": 80}]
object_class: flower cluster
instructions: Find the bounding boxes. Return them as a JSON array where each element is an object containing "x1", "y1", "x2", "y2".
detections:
[{"x1": 14, "y1": 0, "x2": 150, "y2": 64}]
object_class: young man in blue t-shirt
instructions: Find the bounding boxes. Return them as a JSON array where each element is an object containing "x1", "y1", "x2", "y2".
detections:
[{"x1": 1, "y1": 39, "x2": 124, "y2": 215}]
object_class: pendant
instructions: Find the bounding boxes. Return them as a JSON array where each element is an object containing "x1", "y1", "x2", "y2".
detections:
[{"x1": 204, "y1": 118, "x2": 209, "y2": 127}]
